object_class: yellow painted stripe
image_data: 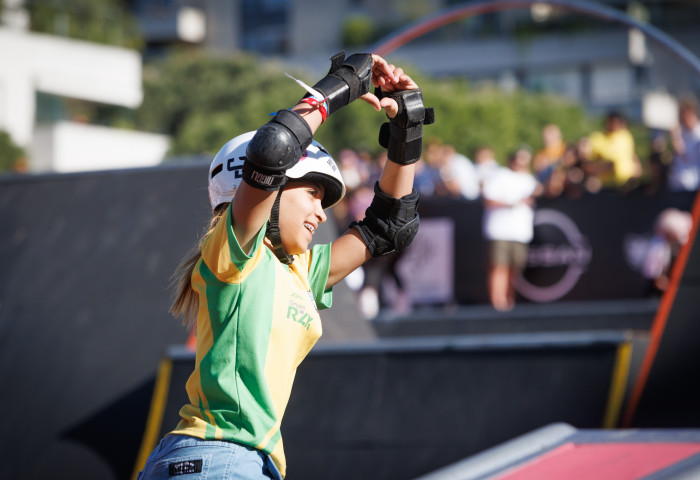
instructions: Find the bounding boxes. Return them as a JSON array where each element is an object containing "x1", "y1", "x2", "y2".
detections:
[
  {"x1": 131, "y1": 358, "x2": 173, "y2": 480},
  {"x1": 603, "y1": 341, "x2": 633, "y2": 429}
]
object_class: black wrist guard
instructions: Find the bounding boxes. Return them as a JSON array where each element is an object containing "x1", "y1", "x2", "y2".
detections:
[
  {"x1": 244, "y1": 109, "x2": 313, "y2": 190},
  {"x1": 309, "y1": 51, "x2": 372, "y2": 117},
  {"x1": 378, "y1": 88, "x2": 435, "y2": 165},
  {"x1": 350, "y1": 182, "x2": 420, "y2": 257}
]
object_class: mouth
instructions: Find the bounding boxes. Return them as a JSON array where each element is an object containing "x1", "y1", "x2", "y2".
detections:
[{"x1": 304, "y1": 222, "x2": 316, "y2": 234}]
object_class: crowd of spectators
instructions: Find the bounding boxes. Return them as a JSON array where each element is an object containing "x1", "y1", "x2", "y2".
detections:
[
  {"x1": 331, "y1": 96, "x2": 699, "y2": 315},
  {"x1": 334, "y1": 96, "x2": 700, "y2": 222}
]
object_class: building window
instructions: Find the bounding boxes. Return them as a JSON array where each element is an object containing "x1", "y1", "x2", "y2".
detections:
[{"x1": 240, "y1": 0, "x2": 289, "y2": 54}]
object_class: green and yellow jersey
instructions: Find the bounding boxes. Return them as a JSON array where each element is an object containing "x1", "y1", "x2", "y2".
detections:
[{"x1": 171, "y1": 205, "x2": 333, "y2": 477}]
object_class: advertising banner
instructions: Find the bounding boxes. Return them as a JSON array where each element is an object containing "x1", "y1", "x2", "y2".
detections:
[{"x1": 397, "y1": 191, "x2": 694, "y2": 305}]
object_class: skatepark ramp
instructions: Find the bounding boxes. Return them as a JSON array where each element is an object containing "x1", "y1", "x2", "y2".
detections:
[
  {"x1": 416, "y1": 423, "x2": 700, "y2": 480},
  {"x1": 138, "y1": 331, "x2": 637, "y2": 479}
]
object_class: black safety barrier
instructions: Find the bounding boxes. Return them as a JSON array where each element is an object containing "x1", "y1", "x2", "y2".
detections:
[
  {"x1": 372, "y1": 298, "x2": 661, "y2": 338},
  {"x1": 409, "y1": 190, "x2": 695, "y2": 306}
]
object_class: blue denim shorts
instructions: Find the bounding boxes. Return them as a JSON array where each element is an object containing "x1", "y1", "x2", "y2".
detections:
[{"x1": 137, "y1": 434, "x2": 283, "y2": 480}]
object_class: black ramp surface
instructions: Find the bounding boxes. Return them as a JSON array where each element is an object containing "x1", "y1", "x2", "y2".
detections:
[{"x1": 0, "y1": 167, "x2": 203, "y2": 479}]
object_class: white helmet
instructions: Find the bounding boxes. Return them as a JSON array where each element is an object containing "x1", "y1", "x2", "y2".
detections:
[{"x1": 208, "y1": 131, "x2": 346, "y2": 211}]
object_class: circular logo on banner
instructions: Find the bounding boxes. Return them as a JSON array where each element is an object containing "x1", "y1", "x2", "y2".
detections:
[{"x1": 516, "y1": 209, "x2": 592, "y2": 302}]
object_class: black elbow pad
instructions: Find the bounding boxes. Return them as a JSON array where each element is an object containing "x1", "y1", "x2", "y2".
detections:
[
  {"x1": 350, "y1": 182, "x2": 420, "y2": 257},
  {"x1": 244, "y1": 109, "x2": 313, "y2": 190}
]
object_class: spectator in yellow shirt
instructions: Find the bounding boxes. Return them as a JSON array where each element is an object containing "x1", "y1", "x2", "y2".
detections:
[{"x1": 587, "y1": 111, "x2": 642, "y2": 189}]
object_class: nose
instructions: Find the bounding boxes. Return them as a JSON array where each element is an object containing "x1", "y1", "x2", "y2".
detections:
[{"x1": 315, "y1": 199, "x2": 326, "y2": 223}]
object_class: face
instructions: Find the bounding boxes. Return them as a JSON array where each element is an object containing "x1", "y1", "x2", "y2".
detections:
[
  {"x1": 475, "y1": 148, "x2": 494, "y2": 164},
  {"x1": 277, "y1": 181, "x2": 326, "y2": 255},
  {"x1": 680, "y1": 107, "x2": 698, "y2": 129},
  {"x1": 510, "y1": 149, "x2": 532, "y2": 172},
  {"x1": 542, "y1": 124, "x2": 561, "y2": 145},
  {"x1": 606, "y1": 115, "x2": 623, "y2": 132}
]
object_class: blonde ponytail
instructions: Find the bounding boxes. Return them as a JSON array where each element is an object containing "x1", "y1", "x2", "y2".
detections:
[{"x1": 170, "y1": 203, "x2": 230, "y2": 330}]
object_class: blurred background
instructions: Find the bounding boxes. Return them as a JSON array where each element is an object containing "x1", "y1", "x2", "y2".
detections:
[
  {"x1": 0, "y1": 0, "x2": 699, "y2": 173},
  {"x1": 1, "y1": 1, "x2": 700, "y2": 479}
]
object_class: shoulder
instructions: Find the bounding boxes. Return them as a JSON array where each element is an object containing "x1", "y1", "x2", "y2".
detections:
[
  {"x1": 618, "y1": 129, "x2": 634, "y2": 140},
  {"x1": 589, "y1": 131, "x2": 605, "y2": 145},
  {"x1": 294, "y1": 243, "x2": 332, "y2": 271}
]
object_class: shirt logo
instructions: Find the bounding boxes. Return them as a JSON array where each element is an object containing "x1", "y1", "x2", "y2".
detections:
[{"x1": 287, "y1": 291, "x2": 317, "y2": 330}]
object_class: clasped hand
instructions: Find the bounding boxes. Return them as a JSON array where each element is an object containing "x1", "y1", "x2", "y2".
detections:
[{"x1": 360, "y1": 54, "x2": 420, "y2": 119}]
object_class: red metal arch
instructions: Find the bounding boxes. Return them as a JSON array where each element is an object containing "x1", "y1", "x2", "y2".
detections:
[{"x1": 370, "y1": 0, "x2": 700, "y2": 78}]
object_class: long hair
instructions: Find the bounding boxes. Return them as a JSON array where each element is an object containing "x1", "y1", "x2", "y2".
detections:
[{"x1": 170, "y1": 203, "x2": 230, "y2": 330}]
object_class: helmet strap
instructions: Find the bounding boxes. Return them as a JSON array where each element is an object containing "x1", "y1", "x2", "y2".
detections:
[{"x1": 265, "y1": 189, "x2": 294, "y2": 265}]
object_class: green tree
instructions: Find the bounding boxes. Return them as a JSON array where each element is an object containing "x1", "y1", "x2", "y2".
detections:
[
  {"x1": 341, "y1": 15, "x2": 377, "y2": 49},
  {"x1": 24, "y1": 0, "x2": 143, "y2": 49},
  {"x1": 137, "y1": 51, "x2": 310, "y2": 156},
  {"x1": 312, "y1": 72, "x2": 594, "y2": 164},
  {"x1": 134, "y1": 51, "x2": 622, "y2": 167},
  {"x1": 0, "y1": 130, "x2": 26, "y2": 173}
]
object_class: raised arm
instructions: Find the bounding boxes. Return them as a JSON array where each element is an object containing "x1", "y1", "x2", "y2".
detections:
[
  {"x1": 231, "y1": 53, "x2": 398, "y2": 253},
  {"x1": 327, "y1": 69, "x2": 435, "y2": 288}
]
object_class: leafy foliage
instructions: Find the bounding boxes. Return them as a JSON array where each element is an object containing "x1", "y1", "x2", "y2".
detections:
[
  {"x1": 341, "y1": 15, "x2": 377, "y2": 49},
  {"x1": 136, "y1": 51, "x2": 607, "y2": 164},
  {"x1": 0, "y1": 130, "x2": 26, "y2": 172},
  {"x1": 137, "y1": 52, "x2": 314, "y2": 155},
  {"x1": 24, "y1": 0, "x2": 142, "y2": 49},
  {"x1": 417, "y1": 79, "x2": 594, "y2": 162}
]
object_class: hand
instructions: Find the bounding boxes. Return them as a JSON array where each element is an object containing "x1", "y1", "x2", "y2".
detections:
[
  {"x1": 378, "y1": 71, "x2": 420, "y2": 119},
  {"x1": 356, "y1": 55, "x2": 403, "y2": 111},
  {"x1": 358, "y1": 56, "x2": 419, "y2": 118}
]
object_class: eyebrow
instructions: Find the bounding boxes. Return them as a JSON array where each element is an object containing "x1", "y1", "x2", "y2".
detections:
[{"x1": 289, "y1": 179, "x2": 324, "y2": 192}]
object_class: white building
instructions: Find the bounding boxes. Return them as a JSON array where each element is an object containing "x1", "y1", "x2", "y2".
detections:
[{"x1": 0, "y1": 18, "x2": 169, "y2": 173}]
